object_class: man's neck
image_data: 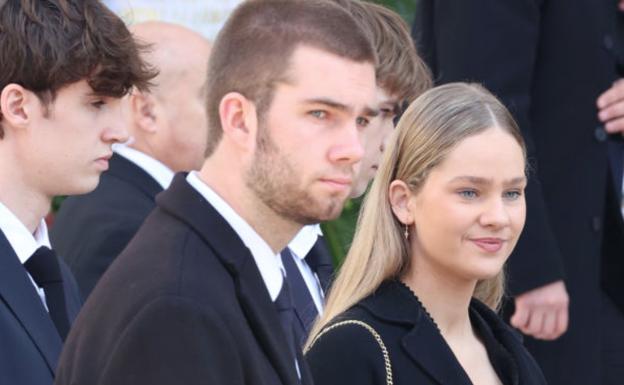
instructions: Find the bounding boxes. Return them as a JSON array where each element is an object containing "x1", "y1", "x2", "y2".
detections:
[
  {"x1": 0, "y1": 178, "x2": 49, "y2": 234},
  {"x1": 199, "y1": 156, "x2": 301, "y2": 254}
]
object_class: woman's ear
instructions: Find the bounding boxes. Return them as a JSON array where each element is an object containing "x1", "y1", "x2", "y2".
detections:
[
  {"x1": 388, "y1": 179, "x2": 414, "y2": 225},
  {"x1": 218, "y1": 92, "x2": 258, "y2": 150}
]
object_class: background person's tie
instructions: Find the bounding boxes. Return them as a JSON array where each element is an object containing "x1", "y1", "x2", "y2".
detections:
[
  {"x1": 24, "y1": 246, "x2": 70, "y2": 340},
  {"x1": 280, "y1": 248, "x2": 319, "y2": 344}
]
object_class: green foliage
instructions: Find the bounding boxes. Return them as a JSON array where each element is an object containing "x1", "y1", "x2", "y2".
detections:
[{"x1": 371, "y1": 0, "x2": 415, "y2": 24}]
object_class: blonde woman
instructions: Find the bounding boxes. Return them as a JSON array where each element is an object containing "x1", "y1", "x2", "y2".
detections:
[{"x1": 305, "y1": 83, "x2": 546, "y2": 385}]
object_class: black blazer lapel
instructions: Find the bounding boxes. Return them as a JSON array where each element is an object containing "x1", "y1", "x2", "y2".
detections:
[
  {"x1": 157, "y1": 174, "x2": 302, "y2": 385},
  {"x1": 0, "y1": 231, "x2": 62, "y2": 374},
  {"x1": 108, "y1": 153, "x2": 163, "y2": 200},
  {"x1": 360, "y1": 281, "x2": 472, "y2": 385}
]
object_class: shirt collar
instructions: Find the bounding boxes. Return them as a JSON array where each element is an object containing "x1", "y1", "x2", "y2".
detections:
[
  {"x1": 0, "y1": 201, "x2": 51, "y2": 264},
  {"x1": 114, "y1": 143, "x2": 175, "y2": 189},
  {"x1": 185, "y1": 171, "x2": 284, "y2": 301},
  {"x1": 288, "y1": 224, "x2": 322, "y2": 260}
]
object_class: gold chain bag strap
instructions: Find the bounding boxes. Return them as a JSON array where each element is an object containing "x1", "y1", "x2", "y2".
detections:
[{"x1": 306, "y1": 320, "x2": 394, "y2": 385}]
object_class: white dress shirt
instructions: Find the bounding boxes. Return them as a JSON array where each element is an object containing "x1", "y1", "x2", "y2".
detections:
[
  {"x1": 0, "y1": 201, "x2": 50, "y2": 310},
  {"x1": 186, "y1": 171, "x2": 284, "y2": 300},
  {"x1": 287, "y1": 224, "x2": 324, "y2": 314},
  {"x1": 114, "y1": 144, "x2": 175, "y2": 189}
]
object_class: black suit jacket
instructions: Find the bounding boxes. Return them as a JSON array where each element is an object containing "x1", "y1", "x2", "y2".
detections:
[
  {"x1": 51, "y1": 153, "x2": 163, "y2": 298},
  {"x1": 55, "y1": 173, "x2": 313, "y2": 385},
  {"x1": 306, "y1": 280, "x2": 546, "y2": 385},
  {"x1": 412, "y1": 1, "x2": 624, "y2": 383},
  {"x1": 0, "y1": 231, "x2": 82, "y2": 385}
]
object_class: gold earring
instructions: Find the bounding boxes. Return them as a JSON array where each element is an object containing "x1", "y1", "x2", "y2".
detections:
[{"x1": 404, "y1": 224, "x2": 409, "y2": 240}]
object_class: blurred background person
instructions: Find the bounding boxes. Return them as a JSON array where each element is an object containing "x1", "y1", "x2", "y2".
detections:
[
  {"x1": 51, "y1": 22, "x2": 211, "y2": 298},
  {"x1": 412, "y1": 1, "x2": 624, "y2": 384},
  {"x1": 281, "y1": 0, "x2": 431, "y2": 345},
  {"x1": 306, "y1": 83, "x2": 545, "y2": 385}
]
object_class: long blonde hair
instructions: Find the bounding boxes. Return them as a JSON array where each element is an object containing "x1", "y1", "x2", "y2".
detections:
[{"x1": 307, "y1": 83, "x2": 526, "y2": 348}]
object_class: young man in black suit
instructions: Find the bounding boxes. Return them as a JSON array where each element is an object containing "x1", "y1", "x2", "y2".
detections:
[
  {"x1": 0, "y1": 1, "x2": 154, "y2": 384},
  {"x1": 412, "y1": 1, "x2": 624, "y2": 384},
  {"x1": 54, "y1": 1, "x2": 377, "y2": 385},
  {"x1": 51, "y1": 22, "x2": 212, "y2": 298}
]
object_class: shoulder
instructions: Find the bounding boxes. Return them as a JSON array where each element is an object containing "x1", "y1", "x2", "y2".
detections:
[{"x1": 306, "y1": 312, "x2": 389, "y2": 385}]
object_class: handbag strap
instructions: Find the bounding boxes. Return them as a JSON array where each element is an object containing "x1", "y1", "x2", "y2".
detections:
[{"x1": 307, "y1": 320, "x2": 394, "y2": 385}]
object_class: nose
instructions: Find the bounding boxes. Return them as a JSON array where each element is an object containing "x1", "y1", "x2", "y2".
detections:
[
  {"x1": 327, "y1": 121, "x2": 365, "y2": 166},
  {"x1": 102, "y1": 104, "x2": 130, "y2": 144},
  {"x1": 479, "y1": 197, "x2": 511, "y2": 229}
]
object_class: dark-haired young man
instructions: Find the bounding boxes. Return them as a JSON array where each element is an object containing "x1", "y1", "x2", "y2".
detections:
[
  {"x1": 0, "y1": 1, "x2": 154, "y2": 384},
  {"x1": 55, "y1": 1, "x2": 377, "y2": 384}
]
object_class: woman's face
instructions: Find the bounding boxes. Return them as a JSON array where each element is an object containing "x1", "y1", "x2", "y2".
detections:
[{"x1": 406, "y1": 127, "x2": 526, "y2": 283}]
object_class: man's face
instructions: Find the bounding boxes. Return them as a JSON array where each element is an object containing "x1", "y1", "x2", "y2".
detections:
[
  {"x1": 350, "y1": 87, "x2": 399, "y2": 198},
  {"x1": 20, "y1": 80, "x2": 128, "y2": 197},
  {"x1": 245, "y1": 45, "x2": 377, "y2": 224}
]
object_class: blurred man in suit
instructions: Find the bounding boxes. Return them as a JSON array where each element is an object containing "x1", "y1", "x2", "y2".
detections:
[
  {"x1": 51, "y1": 22, "x2": 211, "y2": 298},
  {"x1": 0, "y1": 1, "x2": 154, "y2": 384},
  {"x1": 283, "y1": 0, "x2": 432, "y2": 345},
  {"x1": 413, "y1": 1, "x2": 624, "y2": 383},
  {"x1": 54, "y1": 1, "x2": 377, "y2": 384}
]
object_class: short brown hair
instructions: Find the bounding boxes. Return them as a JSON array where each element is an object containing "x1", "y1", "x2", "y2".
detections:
[
  {"x1": 333, "y1": 0, "x2": 432, "y2": 104},
  {"x1": 204, "y1": 0, "x2": 377, "y2": 157},
  {"x1": 0, "y1": 0, "x2": 156, "y2": 138}
]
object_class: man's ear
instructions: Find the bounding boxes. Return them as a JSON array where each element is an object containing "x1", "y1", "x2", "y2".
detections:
[
  {"x1": 218, "y1": 92, "x2": 258, "y2": 150},
  {"x1": 0, "y1": 84, "x2": 34, "y2": 129},
  {"x1": 131, "y1": 90, "x2": 158, "y2": 134},
  {"x1": 388, "y1": 179, "x2": 415, "y2": 225}
]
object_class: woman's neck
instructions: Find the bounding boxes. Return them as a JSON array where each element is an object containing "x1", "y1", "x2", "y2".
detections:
[{"x1": 401, "y1": 264, "x2": 477, "y2": 341}]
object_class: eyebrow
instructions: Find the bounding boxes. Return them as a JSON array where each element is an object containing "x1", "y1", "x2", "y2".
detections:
[
  {"x1": 449, "y1": 176, "x2": 527, "y2": 186},
  {"x1": 303, "y1": 98, "x2": 379, "y2": 118}
]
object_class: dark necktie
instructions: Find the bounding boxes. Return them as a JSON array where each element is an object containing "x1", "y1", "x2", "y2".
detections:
[
  {"x1": 24, "y1": 246, "x2": 70, "y2": 340},
  {"x1": 304, "y1": 237, "x2": 334, "y2": 294},
  {"x1": 280, "y1": 248, "x2": 319, "y2": 345},
  {"x1": 273, "y1": 274, "x2": 301, "y2": 376}
]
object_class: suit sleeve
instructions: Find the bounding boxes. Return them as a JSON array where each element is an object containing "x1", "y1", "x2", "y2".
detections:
[
  {"x1": 412, "y1": 0, "x2": 565, "y2": 295},
  {"x1": 98, "y1": 296, "x2": 245, "y2": 385},
  {"x1": 305, "y1": 323, "x2": 387, "y2": 385}
]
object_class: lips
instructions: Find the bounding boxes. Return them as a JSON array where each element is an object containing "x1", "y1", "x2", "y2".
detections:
[
  {"x1": 319, "y1": 176, "x2": 353, "y2": 191},
  {"x1": 95, "y1": 153, "x2": 112, "y2": 171},
  {"x1": 470, "y1": 237, "x2": 506, "y2": 253}
]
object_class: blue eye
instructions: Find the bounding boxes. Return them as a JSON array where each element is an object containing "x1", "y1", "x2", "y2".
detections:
[
  {"x1": 458, "y1": 189, "x2": 478, "y2": 199},
  {"x1": 310, "y1": 110, "x2": 327, "y2": 119},
  {"x1": 503, "y1": 190, "x2": 522, "y2": 200}
]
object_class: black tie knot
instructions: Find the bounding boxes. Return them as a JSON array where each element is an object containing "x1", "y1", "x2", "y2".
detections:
[
  {"x1": 24, "y1": 246, "x2": 63, "y2": 286},
  {"x1": 23, "y1": 246, "x2": 70, "y2": 340}
]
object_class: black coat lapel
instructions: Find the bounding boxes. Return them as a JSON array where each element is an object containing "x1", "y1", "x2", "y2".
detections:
[
  {"x1": 0, "y1": 231, "x2": 62, "y2": 374},
  {"x1": 157, "y1": 174, "x2": 303, "y2": 385},
  {"x1": 360, "y1": 281, "x2": 472, "y2": 385},
  {"x1": 108, "y1": 153, "x2": 163, "y2": 200}
]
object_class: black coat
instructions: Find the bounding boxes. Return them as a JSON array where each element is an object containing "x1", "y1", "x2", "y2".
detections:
[
  {"x1": 306, "y1": 280, "x2": 546, "y2": 385},
  {"x1": 54, "y1": 173, "x2": 313, "y2": 385},
  {"x1": 0, "y1": 231, "x2": 82, "y2": 385},
  {"x1": 51, "y1": 153, "x2": 163, "y2": 298},
  {"x1": 412, "y1": 0, "x2": 624, "y2": 383}
]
